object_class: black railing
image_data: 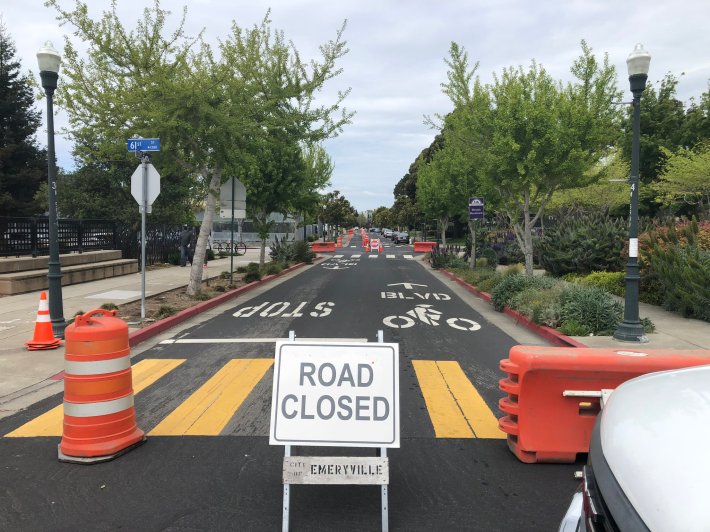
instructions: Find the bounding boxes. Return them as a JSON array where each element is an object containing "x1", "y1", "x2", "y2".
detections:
[{"x1": 1, "y1": 217, "x2": 183, "y2": 267}]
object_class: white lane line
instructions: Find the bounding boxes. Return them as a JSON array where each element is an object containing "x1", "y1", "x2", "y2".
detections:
[
  {"x1": 352, "y1": 254, "x2": 361, "y2": 258},
  {"x1": 333, "y1": 254, "x2": 344, "y2": 258},
  {"x1": 404, "y1": 254, "x2": 414, "y2": 260},
  {"x1": 350, "y1": 245, "x2": 356, "y2": 248},
  {"x1": 386, "y1": 254, "x2": 395, "y2": 259},
  {"x1": 160, "y1": 338, "x2": 369, "y2": 344},
  {"x1": 368, "y1": 254, "x2": 379, "y2": 259}
]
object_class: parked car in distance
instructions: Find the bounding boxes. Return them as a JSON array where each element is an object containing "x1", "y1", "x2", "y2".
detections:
[
  {"x1": 382, "y1": 228, "x2": 393, "y2": 238},
  {"x1": 370, "y1": 227, "x2": 380, "y2": 233},
  {"x1": 559, "y1": 364, "x2": 710, "y2": 531},
  {"x1": 393, "y1": 232, "x2": 409, "y2": 244}
]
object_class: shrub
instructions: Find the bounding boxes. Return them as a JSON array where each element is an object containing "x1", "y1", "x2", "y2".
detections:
[
  {"x1": 475, "y1": 257, "x2": 488, "y2": 268},
  {"x1": 214, "y1": 285, "x2": 226, "y2": 293},
  {"x1": 430, "y1": 246, "x2": 465, "y2": 269},
  {"x1": 479, "y1": 248, "x2": 499, "y2": 266},
  {"x1": 538, "y1": 210, "x2": 627, "y2": 276},
  {"x1": 559, "y1": 285, "x2": 622, "y2": 335},
  {"x1": 291, "y1": 240, "x2": 315, "y2": 264},
  {"x1": 559, "y1": 319, "x2": 593, "y2": 336},
  {"x1": 265, "y1": 262, "x2": 282, "y2": 275},
  {"x1": 246, "y1": 262, "x2": 260, "y2": 274},
  {"x1": 577, "y1": 271, "x2": 625, "y2": 297},
  {"x1": 192, "y1": 291, "x2": 211, "y2": 301},
  {"x1": 642, "y1": 219, "x2": 710, "y2": 321},
  {"x1": 454, "y1": 266, "x2": 497, "y2": 288},
  {"x1": 491, "y1": 274, "x2": 557, "y2": 311},
  {"x1": 270, "y1": 236, "x2": 295, "y2": 264},
  {"x1": 100, "y1": 302, "x2": 118, "y2": 311},
  {"x1": 477, "y1": 273, "x2": 504, "y2": 293},
  {"x1": 511, "y1": 284, "x2": 565, "y2": 327},
  {"x1": 154, "y1": 305, "x2": 177, "y2": 319},
  {"x1": 206, "y1": 248, "x2": 215, "y2": 261},
  {"x1": 236, "y1": 266, "x2": 248, "y2": 273},
  {"x1": 244, "y1": 270, "x2": 262, "y2": 283},
  {"x1": 167, "y1": 251, "x2": 181, "y2": 266}
]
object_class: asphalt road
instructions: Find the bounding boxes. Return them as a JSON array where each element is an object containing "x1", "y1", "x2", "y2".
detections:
[{"x1": 0, "y1": 233, "x2": 581, "y2": 531}]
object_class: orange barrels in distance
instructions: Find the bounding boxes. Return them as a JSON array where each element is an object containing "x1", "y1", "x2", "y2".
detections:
[{"x1": 58, "y1": 309, "x2": 145, "y2": 464}]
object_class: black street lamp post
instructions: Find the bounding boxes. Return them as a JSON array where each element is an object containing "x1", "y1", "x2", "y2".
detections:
[
  {"x1": 37, "y1": 42, "x2": 66, "y2": 339},
  {"x1": 614, "y1": 43, "x2": 651, "y2": 343}
]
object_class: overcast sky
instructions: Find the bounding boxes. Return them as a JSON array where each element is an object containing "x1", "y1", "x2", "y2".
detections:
[{"x1": 4, "y1": 0, "x2": 710, "y2": 211}]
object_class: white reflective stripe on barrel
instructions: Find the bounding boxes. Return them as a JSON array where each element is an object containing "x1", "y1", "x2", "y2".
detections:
[
  {"x1": 64, "y1": 395, "x2": 134, "y2": 417},
  {"x1": 36, "y1": 314, "x2": 51, "y2": 323},
  {"x1": 64, "y1": 355, "x2": 131, "y2": 376}
]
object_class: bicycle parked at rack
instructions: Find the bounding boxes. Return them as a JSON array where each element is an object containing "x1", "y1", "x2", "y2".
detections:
[{"x1": 213, "y1": 240, "x2": 247, "y2": 256}]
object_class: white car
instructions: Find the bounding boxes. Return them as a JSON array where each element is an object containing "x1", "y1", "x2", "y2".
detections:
[{"x1": 560, "y1": 364, "x2": 710, "y2": 531}]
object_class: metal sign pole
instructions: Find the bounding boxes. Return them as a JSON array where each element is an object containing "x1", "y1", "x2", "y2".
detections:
[
  {"x1": 230, "y1": 178, "x2": 235, "y2": 285},
  {"x1": 377, "y1": 329, "x2": 389, "y2": 532},
  {"x1": 282, "y1": 329, "x2": 296, "y2": 532},
  {"x1": 140, "y1": 154, "x2": 148, "y2": 321}
]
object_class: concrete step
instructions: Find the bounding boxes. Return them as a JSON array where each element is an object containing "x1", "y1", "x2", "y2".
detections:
[
  {"x1": 0, "y1": 259, "x2": 138, "y2": 295},
  {"x1": 0, "y1": 250, "x2": 123, "y2": 274}
]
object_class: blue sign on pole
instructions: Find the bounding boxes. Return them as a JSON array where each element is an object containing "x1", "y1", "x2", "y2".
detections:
[
  {"x1": 469, "y1": 197, "x2": 484, "y2": 220},
  {"x1": 127, "y1": 138, "x2": 161, "y2": 152}
]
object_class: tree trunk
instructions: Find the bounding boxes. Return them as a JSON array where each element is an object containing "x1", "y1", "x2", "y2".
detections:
[
  {"x1": 260, "y1": 238, "x2": 267, "y2": 266},
  {"x1": 439, "y1": 216, "x2": 448, "y2": 245},
  {"x1": 187, "y1": 167, "x2": 221, "y2": 296},
  {"x1": 468, "y1": 220, "x2": 476, "y2": 269}
]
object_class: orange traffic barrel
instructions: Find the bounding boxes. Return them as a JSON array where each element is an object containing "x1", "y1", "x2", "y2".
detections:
[{"x1": 58, "y1": 309, "x2": 145, "y2": 463}]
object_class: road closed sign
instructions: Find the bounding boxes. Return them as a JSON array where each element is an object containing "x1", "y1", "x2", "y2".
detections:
[{"x1": 269, "y1": 341, "x2": 400, "y2": 448}]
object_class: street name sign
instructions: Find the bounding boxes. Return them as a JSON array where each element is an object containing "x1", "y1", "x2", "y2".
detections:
[
  {"x1": 127, "y1": 138, "x2": 161, "y2": 152},
  {"x1": 469, "y1": 197, "x2": 484, "y2": 220},
  {"x1": 269, "y1": 341, "x2": 400, "y2": 448}
]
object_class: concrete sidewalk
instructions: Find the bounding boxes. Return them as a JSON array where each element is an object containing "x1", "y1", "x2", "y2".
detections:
[{"x1": 0, "y1": 250, "x2": 264, "y2": 400}]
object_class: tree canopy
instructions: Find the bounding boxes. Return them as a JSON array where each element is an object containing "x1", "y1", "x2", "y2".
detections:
[{"x1": 0, "y1": 24, "x2": 46, "y2": 217}]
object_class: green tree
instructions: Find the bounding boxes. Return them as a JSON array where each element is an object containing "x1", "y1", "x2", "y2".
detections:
[
  {"x1": 390, "y1": 194, "x2": 418, "y2": 230},
  {"x1": 319, "y1": 190, "x2": 356, "y2": 238},
  {"x1": 371, "y1": 206, "x2": 392, "y2": 229},
  {"x1": 48, "y1": 1, "x2": 352, "y2": 293},
  {"x1": 0, "y1": 24, "x2": 46, "y2": 216},
  {"x1": 619, "y1": 74, "x2": 686, "y2": 187},
  {"x1": 290, "y1": 143, "x2": 333, "y2": 239},
  {"x1": 653, "y1": 143, "x2": 710, "y2": 217},
  {"x1": 440, "y1": 41, "x2": 621, "y2": 275}
]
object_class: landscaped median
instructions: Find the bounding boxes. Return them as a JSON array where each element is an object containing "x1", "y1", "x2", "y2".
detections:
[
  {"x1": 438, "y1": 265, "x2": 654, "y2": 348},
  {"x1": 128, "y1": 260, "x2": 319, "y2": 347}
]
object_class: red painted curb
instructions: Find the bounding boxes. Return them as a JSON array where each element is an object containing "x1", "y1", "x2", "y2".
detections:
[
  {"x1": 439, "y1": 269, "x2": 586, "y2": 348},
  {"x1": 128, "y1": 261, "x2": 310, "y2": 347}
]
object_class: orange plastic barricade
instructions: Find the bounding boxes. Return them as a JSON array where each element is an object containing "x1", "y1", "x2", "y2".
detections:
[
  {"x1": 59, "y1": 309, "x2": 146, "y2": 463},
  {"x1": 362, "y1": 236, "x2": 369, "y2": 248},
  {"x1": 413, "y1": 241, "x2": 438, "y2": 253},
  {"x1": 498, "y1": 346, "x2": 710, "y2": 463},
  {"x1": 310, "y1": 241, "x2": 336, "y2": 252},
  {"x1": 336, "y1": 236, "x2": 343, "y2": 248}
]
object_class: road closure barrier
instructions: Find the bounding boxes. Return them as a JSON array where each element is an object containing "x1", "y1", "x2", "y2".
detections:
[
  {"x1": 498, "y1": 345, "x2": 710, "y2": 463},
  {"x1": 58, "y1": 309, "x2": 145, "y2": 463},
  {"x1": 413, "y1": 242, "x2": 438, "y2": 253},
  {"x1": 310, "y1": 241, "x2": 336, "y2": 253},
  {"x1": 336, "y1": 236, "x2": 343, "y2": 248}
]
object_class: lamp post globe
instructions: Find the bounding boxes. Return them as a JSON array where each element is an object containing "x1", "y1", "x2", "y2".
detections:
[
  {"x1": 613, "y1": 43, "x2": 651, "y2": 343},
  {"x1": 37, "y1": 41, "x2": 66, "y2": 339}
]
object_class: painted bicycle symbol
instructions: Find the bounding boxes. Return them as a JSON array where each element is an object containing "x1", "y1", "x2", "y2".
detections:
[{"x1": 382, "y1": 304, "x2": 481, "y2": 331}]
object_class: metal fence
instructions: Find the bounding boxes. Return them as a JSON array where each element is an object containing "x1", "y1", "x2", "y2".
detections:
[{"x1": 0, "y1": 217, "x2": 183, "y2": 267}]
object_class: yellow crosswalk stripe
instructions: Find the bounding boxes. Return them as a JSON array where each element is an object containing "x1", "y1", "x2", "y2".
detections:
[
  {"x1": 413, "y1": 360, "x2": 504, "y2": 439},
  {"x1": 149, "y1": 358, "x2": 273, "y2": 436},
  {"x1": 4, "y1": 359, "x2": 185, "y2": 438}
]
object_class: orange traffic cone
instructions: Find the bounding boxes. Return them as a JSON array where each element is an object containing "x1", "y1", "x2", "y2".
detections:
[
  {"x1": 25, "y1": 292, "x2": 62, "y2": 350},
  {"x1": 379, "y1": 244, "x2": 383, "y2": 253}
]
